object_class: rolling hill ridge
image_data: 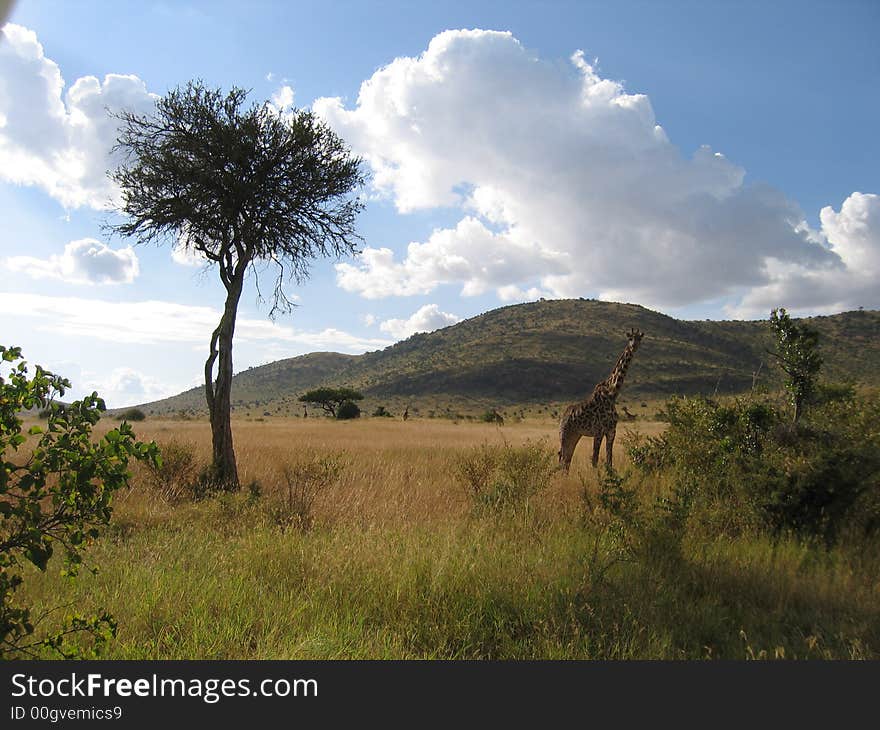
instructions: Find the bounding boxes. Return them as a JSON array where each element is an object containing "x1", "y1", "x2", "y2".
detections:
[{"x1": 136, "y1": 300, "x2": 880, "y2": 417}]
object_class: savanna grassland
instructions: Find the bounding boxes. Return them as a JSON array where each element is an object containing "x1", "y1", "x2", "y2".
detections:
[{"x1": 17, "y1": 413, "x2": 880, "y2": 660}]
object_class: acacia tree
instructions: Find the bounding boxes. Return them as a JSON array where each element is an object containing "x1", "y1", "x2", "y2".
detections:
[
  {"x1": 111, "y1": 82, "x2": 365, "y2": 488},
  {"x1": 298, "y1": 387, "x2": 364, "y2": 418},
  {"x1": 769, "y1": 308, "x2": 823, "y2": 423}
]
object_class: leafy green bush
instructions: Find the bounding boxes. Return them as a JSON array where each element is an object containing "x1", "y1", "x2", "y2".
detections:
[
  {"x1": 115, "y1": 407, "x2": 146, "y2": 422},
  {"x1": 625, "y1": 431, "x2": 671, "y2": 473},
  {"x1": 1, "y1": 345, "x2": 159, "y2": 657},
  {"x1": 336, "y1": 400, "x2": 361, "y2": 420},
  {"x1": 372, "y1": 405, "x2": 392, "y2": 417},
  {"x1": 632, "y1": 393, "x2": 880, "y2": 544},
  {"x1": 455, "y1": 441, "x2": 555, "y2": 511}
]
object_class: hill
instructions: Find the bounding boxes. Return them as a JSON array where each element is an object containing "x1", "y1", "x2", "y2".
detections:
[
  {"x1": 135, "y1": 300, "x2": 880, "y2": 418},
  {"x1": 138, "y1": 351, "x2": 355, "y2": 417}
]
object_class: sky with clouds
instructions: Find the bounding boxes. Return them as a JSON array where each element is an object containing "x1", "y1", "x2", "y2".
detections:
[{"x1": 1, "y1": 1, "x2": 878, "y2": 406}]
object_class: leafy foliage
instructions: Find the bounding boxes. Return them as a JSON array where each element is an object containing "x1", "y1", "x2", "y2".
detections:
[
  {"x1": 336, "y1": 400, "x2": 361, "y2": 420},
  {"x1": 1, "y1": 346, "x2": 159, "y2": 657},
  {"x1": 769, "y1": 308, "x2": 823, "y2": 422},
  {"x1": 629, "y1": 392, "x2": 880, "y2": 544},
  {"x1": 112, "y1": 80, "x2": 365, "y2": 488},
  {"x1": 299, "y1": 387, "x2": 364, "y2": 417},
  {"x1": 112, "y1": 81, "x2": 366, "y2": 313}
]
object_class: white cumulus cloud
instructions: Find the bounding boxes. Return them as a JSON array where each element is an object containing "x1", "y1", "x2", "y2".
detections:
[
  {"x1": 379, "y1": 303, "x2": 460, "y2": 339},
  {"x1": 6, "y1": 238, "x2": 139, "y2": 284},
  {"x1": 316, "y1": 29, "x2": 848, "y2": 311},
  {"x1": 336, "y1": 216, "x2": 567, "y2": 299},
  {"x1": 0, "y1": 23, "x2": 156, "y2": 209},
  {"x1": 82, "y1": 366, "x2": 171, "y2": 406},
  {"x1": 728, "y1": 192, "x2": 880, "y2": 318},
  {"x1": 271, "y1": 84, "x2": 295, "y2": 111}
]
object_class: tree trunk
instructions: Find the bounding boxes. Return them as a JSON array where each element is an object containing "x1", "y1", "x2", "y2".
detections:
[{"x1": 204, "y1": 273, "x2": 244, "y2": 490}]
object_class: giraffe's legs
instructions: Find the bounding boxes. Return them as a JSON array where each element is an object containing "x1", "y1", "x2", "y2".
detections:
[
  {"x1": 605, "y1": 428, "x2": 616, "y2": 468},
  {"x1": 591, "y1": 435, "x2": 602, "y2": 468},
  {"x1": 559, "y1": 430, "x2": 581, "y2": 473}
]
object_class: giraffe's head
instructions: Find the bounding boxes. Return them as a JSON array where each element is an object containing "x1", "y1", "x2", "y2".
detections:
[{"x1": 626, "y1": 328, "x2": 645, "y2": 350}]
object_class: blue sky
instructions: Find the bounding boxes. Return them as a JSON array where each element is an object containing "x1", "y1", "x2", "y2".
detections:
[{"x1": 1, "y1": 0, "x2": 878, "y2": 406}]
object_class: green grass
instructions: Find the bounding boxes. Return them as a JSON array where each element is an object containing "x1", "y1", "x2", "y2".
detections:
[{"x1": 19, "y1": 492, "x2": 879, "y2": 659}]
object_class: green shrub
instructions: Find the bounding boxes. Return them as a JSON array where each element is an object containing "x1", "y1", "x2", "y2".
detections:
[
  {"x1": 455, "y1": 441, "x2": 555, "y2": 511},
  {"x1": 372, "y1": 405, "x2": 392, "y2": 417},
  {"x1": 336, "y1": 400, "x2": 361, "y2": 420},
  {"x1": 115, "y1": 407, "x2": 146, "y2": 422},
  {"x1": 638, "y1": 393, "x2": 880, "y2": 544},
  {"x1": 625, "y1": 431, "x2": 671, "y2": 473},
  {"x1": 0, "y1": 345, "x2": 159, "y2": 657}
]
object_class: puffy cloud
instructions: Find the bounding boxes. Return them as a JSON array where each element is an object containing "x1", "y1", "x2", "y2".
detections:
[
  {"x1": 379, "y1": 303, "x2": 460, "y2": 339},
  {"x1": 271, "y1": 84, "x2": 295, "y2": 111},
  {"x1": 336, "y1": 216, "x2": 567, "y2": 299},
  {"x1": 728, "y1": 192, "x2": 880, "y2": 318},
  {"x1": 0, "y1": 292, "x2": 393, "y2": 351},
  {"x1": 85, "y1": 366, "x2": 171, "y2": 405},
  {"x1": 6, "y1": 238, "x2": 139, "y2": 284},
  {"x1": 0, "y1": 23, "x2": 156, "y2": 209},
  {"x1": 820, "y1": 192, "x2": 880, "y2": 273},
  {"x1": 317, "y1": 29, "x2": 844, "y2": 310},
  {"x1": 497, "y1": 285, "x2": 552, "y2": 303}
]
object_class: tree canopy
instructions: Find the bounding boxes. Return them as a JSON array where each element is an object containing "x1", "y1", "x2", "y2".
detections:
[
  {"x1": 111, "y1": 81, "x2": 365, "y2": 487},
  {"x1": 769, "y1": 308, "x2": 823, "y2": 422},
  {"x1": 112, "y1": 82, "x2": 366, "y2": 316},
  {"x1": 299, "y1": 388, "x2": 364, "y2": 418}
]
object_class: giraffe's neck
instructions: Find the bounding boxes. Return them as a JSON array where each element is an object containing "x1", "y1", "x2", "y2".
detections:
[{"x1": 603, "y1": 343, "x2": 638, "y2": 400}]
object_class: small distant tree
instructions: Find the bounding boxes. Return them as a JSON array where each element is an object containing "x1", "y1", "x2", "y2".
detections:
[
  {"x1": 768, "y1": 308, "x2": 823, "y2": 422},
  {"x1": 298, "y1": 388, "x2": 363, "y2": 418},
  {"x1": 1, "y1": 346, "x2": 159, "y2": 657},
  {"x1": 115, "y1": 407, "x2": 146, "y2": 422},
  {"x1": 111, "y1": 81, "x2": 365, "y2": 489},
  {"x1": 480, "y1": 409, "x2": 504, "y2": 425}
]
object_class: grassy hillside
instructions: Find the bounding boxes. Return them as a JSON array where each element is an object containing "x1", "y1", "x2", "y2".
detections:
[
  {"x1": 136, "y1": 300, "x2": 880, "y2": 417},
  {"x1": 139, "y1": 351, "x2": 355, "y2": 416}
]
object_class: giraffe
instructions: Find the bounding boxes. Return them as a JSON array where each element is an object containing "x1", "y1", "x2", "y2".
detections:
[{"x1": 558, "y1": 328, "x2": 644, "y2": 472}]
